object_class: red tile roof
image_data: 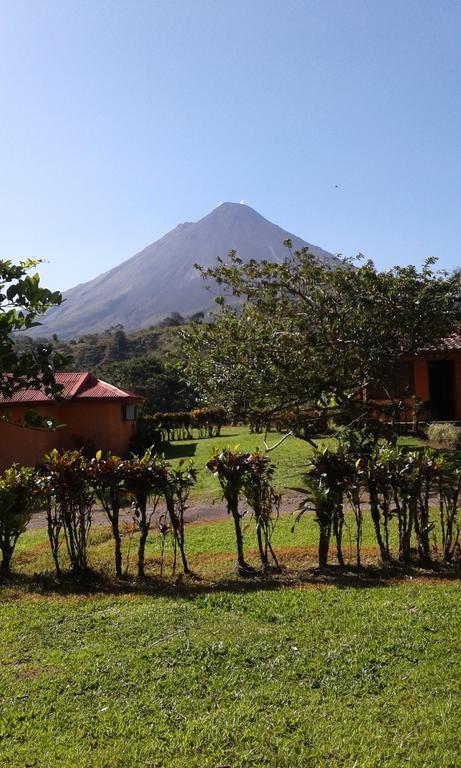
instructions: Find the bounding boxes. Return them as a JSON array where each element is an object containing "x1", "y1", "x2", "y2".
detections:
[
  {"x1": 436, "y1": 333, "x2": 461, "y2": 351},
  {"x1": 0, "y1": 372, "x2": 142, "y2": 405},
  {"x1": 417, "y1": 332, "x2": 461, "y2": 354}
]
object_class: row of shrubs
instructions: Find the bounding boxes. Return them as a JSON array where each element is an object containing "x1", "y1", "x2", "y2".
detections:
[
  {"x1": 2, "y1": 431, "x2": 461, "y2": 580},
  {"x1": 248, "y1": 403, "x2": 417, "y2": 438},
  {"x1": 248, "y1": 408, "x2": 329, "y2": 437},
  {"x1": 303, "y1": 431, "x2": 461, "y2": 568},
  {"x1": 0, "y1": 447, "x2": 279, "y2": 579},
  {"x1": 133, "y1": 405, "x2": 461, "y2": 455},
  {"x1": 142, "y1": 408, "x2": 228, "y2": 442},
  {"x1": 206, "y1": 436, "x2": 461, "y2": 572}
]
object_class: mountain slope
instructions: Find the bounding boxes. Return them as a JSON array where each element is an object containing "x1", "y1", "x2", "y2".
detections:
[{"x1": 37, "y1": 202, "x2": 334, "y2": 339}]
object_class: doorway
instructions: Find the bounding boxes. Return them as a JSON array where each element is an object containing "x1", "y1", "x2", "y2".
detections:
[{"x1": 427, "y1": 360, "x2": 455, "y2": 419}]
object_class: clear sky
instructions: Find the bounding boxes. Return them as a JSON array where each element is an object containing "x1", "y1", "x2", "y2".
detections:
[{"x1": 1, "y1": 0, "x2": 460, "y2": 291}]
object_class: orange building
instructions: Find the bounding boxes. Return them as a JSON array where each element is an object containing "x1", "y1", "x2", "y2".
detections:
[
  {"x1": 408, "y1": 333, "x2": 461, "y2": 420},
  {"x1": 371, "y1": 333, "x2": 461, "y2": 422},
  {"x1": 0, "y1": 372, "x2": 143, "y2": 469}
]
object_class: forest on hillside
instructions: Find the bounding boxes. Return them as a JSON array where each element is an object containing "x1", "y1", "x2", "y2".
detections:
[{"x1": 16, "y1": 312, "x2": 202, "y2": 413}]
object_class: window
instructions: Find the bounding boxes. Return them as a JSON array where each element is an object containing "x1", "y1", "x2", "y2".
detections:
[{"x1": 122, "y1": 404, "x2": 138, "y2": 421}]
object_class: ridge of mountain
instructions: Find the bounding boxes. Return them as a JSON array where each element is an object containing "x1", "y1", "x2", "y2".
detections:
[{"x1": 35, "y1": 202, "x2": 334, "y2": 339}]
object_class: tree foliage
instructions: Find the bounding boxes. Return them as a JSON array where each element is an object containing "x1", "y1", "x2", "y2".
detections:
[
  {"x1": 0, "y1": 465, "x2": 35, "y2": 574},
  {"x1": 180, "y1": 248, "x2": 461, "y2": 420},
  {"x1": 0, "y1": 259, "x2": 65, "y2": 399},
  {"x1": 99, "y1": 353, "x2": 197, "y2": 413},
  {"x1": 16, "y1": 319, "x2": 198, "y2": 414}
]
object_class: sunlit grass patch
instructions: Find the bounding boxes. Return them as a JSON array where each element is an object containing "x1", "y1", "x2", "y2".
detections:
[{"x1": 0, "y1": 581, "x2": 460, "y2": 767}]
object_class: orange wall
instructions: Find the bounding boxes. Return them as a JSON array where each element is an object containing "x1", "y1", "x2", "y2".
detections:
[
  {"x1": 410, "y1": 352, "x2": 461, "y2": 419},
  {"x1": 412, "y1": 357, "x2": 430, "y2": 402},
  {"x1": 0, "y1": 400, "x2": 137, "y2": 469}
]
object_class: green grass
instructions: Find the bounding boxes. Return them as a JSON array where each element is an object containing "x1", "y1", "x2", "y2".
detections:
[
  {"x1": 164, "y1": 426, "x2": 424, "y2": 499},
  {"x1": 3, "y1": 429, "x2": 451, "y2": 768},
  {"x1": 165, "y1": 425, "x2": 316, "y2": 498},
  {"x1": 1, "y1": 579, "x2": 461, "y2": 767}
]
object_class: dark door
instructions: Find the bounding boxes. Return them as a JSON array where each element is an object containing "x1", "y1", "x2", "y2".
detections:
[{"x1": 428, "y1": 360, "x2": 455, "y2": 419}]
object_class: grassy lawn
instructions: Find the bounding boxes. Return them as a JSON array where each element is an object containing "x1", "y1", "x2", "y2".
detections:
[
  {"x1": 3, "y1": 428, "x2": 452, "y2": 768},
  {"x1": 1, "y1": 575, "x2": 460, "y2": 767},
  {"x1": 165, "y1": 425, "x2": 316, "y2": 498},
  {"x1": 2, "y1": 505, "x2": 461, "y2": 767},
  {"x1": 164, "y1": 426, "x2": 424, "y2": 499}
]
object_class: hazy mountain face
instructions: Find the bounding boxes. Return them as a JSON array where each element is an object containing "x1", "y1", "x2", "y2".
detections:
[{"x1": 35, "y1": 202, "x2": 334, "y2": 339}]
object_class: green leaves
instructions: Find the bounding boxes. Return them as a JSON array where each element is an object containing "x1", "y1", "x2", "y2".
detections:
[
  {"x1": 0, "y1": 464, "x2": 35, "y2": 574},
  {"x1": 0, "y1": 258, "x2": 66, "y2": 403},
  {"x1": 180, "y1": 249, "x2": 461, "y2": 425}
]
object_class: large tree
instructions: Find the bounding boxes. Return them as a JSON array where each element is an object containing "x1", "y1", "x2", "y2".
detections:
[
  {"x1": 0, "y1": 259, "x2": 65, "y2": 401},
  {"x1": 179, "y1": 247, "x2": 461, "y2": 420}
]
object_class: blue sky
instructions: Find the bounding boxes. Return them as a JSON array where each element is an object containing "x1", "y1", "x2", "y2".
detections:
[{"x1": 1, "y1": 0, "x2": 460, "y2": 291}]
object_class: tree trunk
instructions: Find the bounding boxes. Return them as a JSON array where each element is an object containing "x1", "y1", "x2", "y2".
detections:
[
  {"x1": 166, "y1": 498, "x2": 191, "y2": 575},
  {"x1": 46, "y1": 508, "x2": 61, "y2": 577},
  {"x1": 398, "y1": 504, "x2": 412, "y2": 564},
  {"x1": 413, "y1": 499, "x2": 431, "y2": 566},
  {"x1": 176, "y1": 532, "x2": 190, "y2": 575},
  {"x1": 137, "y1": 524, "x2": 148, "y2": 579},
  {"x1": 256, "y1": 524, "x2": 268, "y2": 568},
  {"x1": 333, "y1": 506, "x2": 344, "y2": 566},
  {"x1": 369, "y1": 488, "x2": 389, "y2": 562},
  {"x1": 318, "y1": 525, "x2": 330, "y2": 568},
  {"x1": 113, "y1": 525, "x2": 123, "y2": 578},
  {"x1": 230, "y1": 502, "x2": 249, "y2": 573},
  {"x1": 0, "y1": 546, "x2": 12, "y2": 576}
]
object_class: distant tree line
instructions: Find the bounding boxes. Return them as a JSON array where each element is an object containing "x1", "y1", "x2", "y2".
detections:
[{"x1": 16, "y1": 313, "x2": 205, "y2": 413}]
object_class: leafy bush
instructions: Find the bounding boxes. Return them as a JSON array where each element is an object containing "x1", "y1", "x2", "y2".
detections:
[
  {"x1": 207, "y1": 448, "x2": 280, "y2": 574},
  {"x1": 123, "y1": 450, "x2": 169, "y2": 579},
  {"x1": 0, "y1": 466, "x2": 35, "y2": 575},
  {"x1": 40, "y1": 450, "x2": 94, "y2": 574},
  {"x1": 129, "y1": 417, "x2": 163, "y2": 456},
  {"x1": 427, "y1": 422, "x2": 461, "y2": 449},
  {"x1": 88, "y1": 454, "x2": 129, "y2": 577}
]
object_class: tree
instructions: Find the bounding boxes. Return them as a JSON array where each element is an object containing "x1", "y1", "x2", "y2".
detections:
[
  {"x1": 0, "y1": 259, "x2": 65, "y2": 400},
  {"x1": 180, "y1": 248, "x2": 461, "y2": 423},
  {"x1": 98, "y1": 352, "x2": 197, "y2": 413}
]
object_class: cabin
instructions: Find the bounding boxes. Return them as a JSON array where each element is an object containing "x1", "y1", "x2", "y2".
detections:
[
  {"x1": 369, "y1": 333, "x2": 461, "y2": 424},
  {"x1": 409, "y1": 333, "x2": 461, "y2": 420},
  {"x1": 0, "y1": 372, "x2": 143, "y2": 469}
]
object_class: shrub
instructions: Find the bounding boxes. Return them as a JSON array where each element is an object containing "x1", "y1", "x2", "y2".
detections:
[
  {"x1": 129, "y1": 418, "x2": 163, "y2": 456},
  {"x1": 163, "y1": 460, "x2": 196, "y2": 575},
  {"x1": 0, "y1": 465, "x2": 35, "y2": 575},
  {"x1": 207, "y1": 448, "x2": 280, "y2": 574},
  {"x1": 206, "y1": 448, "x2": 253, "y2": 574},
  {"x1": 427, "y1": 422, "x2": 461, "y2": 449},
  {"x1": 123, "y1": 450, "x2": 168, "y2": 579},
  {"x1": 88, "y1": 453, "x2": 129, "y2": 578},
  {"x1": 300, "y1": 447, "x2": 351, "y2": 568},
  {"x1": 41, "y1": 450, "x2": 94, "y2": 574},
  {"x1": 241, "y1": 451, "x2": 281, "y2": 571}
]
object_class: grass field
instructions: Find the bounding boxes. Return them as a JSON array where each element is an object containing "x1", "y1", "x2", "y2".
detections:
[
  {"x1": 1, "y1": 569, "x2": 460, "y2": 767},
  {"x1": 164, "y1": 426, "x2": 424, "y2": 498},
  {"x1": 3, "y1": 506, "x2": 461, "y2": 767},
  {"x1": 165, "y1": 425, "x2": 315, "y2": 498},
  {"x1": 3, "y1": 428, "x2": 457, "y2": 768}
]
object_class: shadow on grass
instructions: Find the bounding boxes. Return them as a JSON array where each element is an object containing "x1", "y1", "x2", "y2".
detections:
[
  {"x1": 163, "y1": 442, "x2": 197, "y2": 460},
  {"x1": 2, "y1": 560, "x2": 461, "y2": 600}
]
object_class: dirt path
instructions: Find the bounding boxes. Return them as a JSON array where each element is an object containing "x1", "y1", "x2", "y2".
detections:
[{"x1": 28, "y1": 493, "x2": 303, "y2": 529}]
